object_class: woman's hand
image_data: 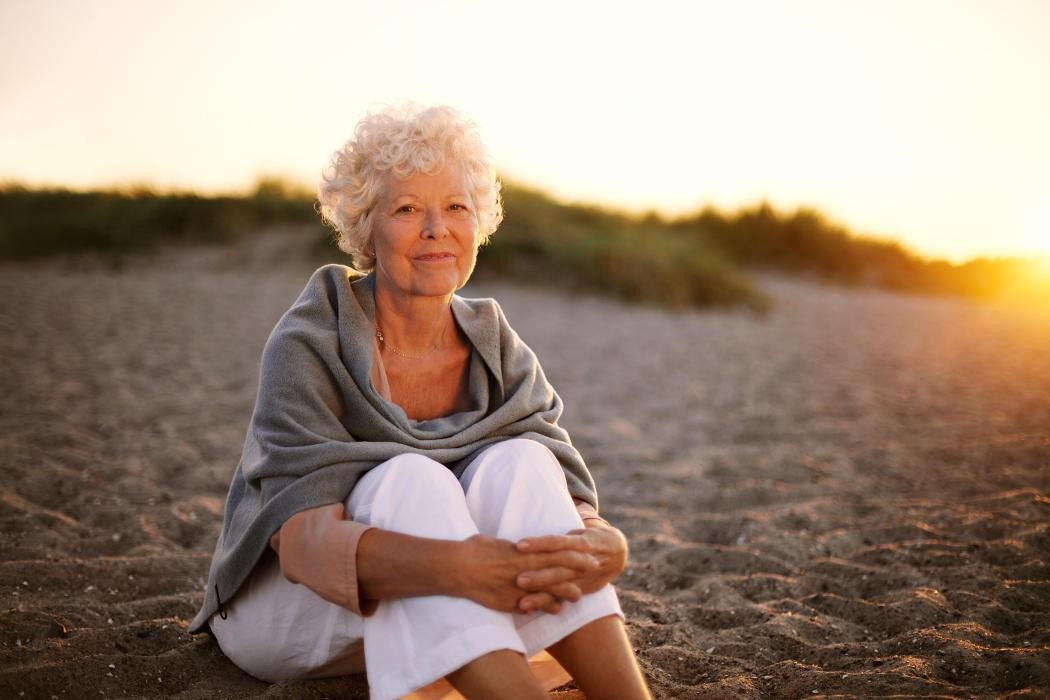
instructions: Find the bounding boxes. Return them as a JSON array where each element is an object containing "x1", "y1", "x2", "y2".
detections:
[
  {"x1": 455, "y1": 534, "x2": 600, "y2": 614},
  {"x1": 513, "y1": 521, "x2": 628, "y2": 613}
]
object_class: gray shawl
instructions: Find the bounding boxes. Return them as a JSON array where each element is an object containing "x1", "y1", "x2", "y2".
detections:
[{"x1": 190, "y1": 265, "x2": 596, "y2": 632}]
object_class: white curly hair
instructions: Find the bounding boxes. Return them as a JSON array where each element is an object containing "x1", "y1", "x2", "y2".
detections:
[{"x1": 317, "y1": 104, "x2": 504, "y2": 272}]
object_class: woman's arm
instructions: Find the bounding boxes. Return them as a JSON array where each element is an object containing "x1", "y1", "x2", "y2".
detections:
[
  {"x1": 357, "y1": 529, "x2": 598, "y2": 612},
  {"x1": 271, "y1": 503, "x2": 601, "y2": 615}
]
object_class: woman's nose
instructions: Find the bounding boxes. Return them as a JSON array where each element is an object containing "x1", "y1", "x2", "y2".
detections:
[{"x1": 422, "y1": 209, "x2": 449, "y2": 238}]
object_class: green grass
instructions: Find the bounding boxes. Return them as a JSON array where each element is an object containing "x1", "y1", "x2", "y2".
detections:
[
  {"x1": 0, "y1": 182, "x2": 317, "y2": 259},
  {"x1": 478, "y1": 185, "x2": 768, "y2": 310},
  {"x1": 671, "y1": 202, "x2": 1033, "y2": 300}
]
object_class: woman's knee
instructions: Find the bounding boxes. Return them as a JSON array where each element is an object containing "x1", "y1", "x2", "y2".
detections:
[
  {"x1": 486, "y1": 437, "x2": 559, "y2": 463},
  {"x1": 351, "y1": 453, "x2": 474, "y2": 537},
  {"x1": 460, "y1": 440, "x2": 578, "y2": 540},
  {"x1": 352, "y1": 453, "x2": 460, "y2": 503},
  {"x1": 379, "y1": 452, "x2": 462, "y2": 487},
  {"x1": 467, "y1": 438, "x2": 567, "y2": 490}
]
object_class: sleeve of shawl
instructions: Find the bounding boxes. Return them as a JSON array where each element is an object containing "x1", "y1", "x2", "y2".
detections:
[{"x1": 270, "y1": 513, "x2": 377, "y2": 617}]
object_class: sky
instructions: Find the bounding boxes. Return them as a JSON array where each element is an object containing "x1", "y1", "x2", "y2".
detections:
[{"x1": 1, "y1": 0, "x2": 1048, "y2": 263}]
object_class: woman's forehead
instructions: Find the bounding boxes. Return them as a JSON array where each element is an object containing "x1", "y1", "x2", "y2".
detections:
[{"x1": 383, "y1": 165, "x2": 470, "y2": 199}]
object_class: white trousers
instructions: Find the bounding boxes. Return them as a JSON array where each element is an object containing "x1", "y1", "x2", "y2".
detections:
[{"x1": 210, "y1": 438, "x2": 622, "y2": 700}]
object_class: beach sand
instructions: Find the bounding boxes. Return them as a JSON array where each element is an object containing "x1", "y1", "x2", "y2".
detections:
[{"x1": 2, "y1": 238, "x2": 1048, "y2": 698}]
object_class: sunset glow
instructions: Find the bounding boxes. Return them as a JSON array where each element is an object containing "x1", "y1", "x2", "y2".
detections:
[
  {"x1": 1, "y1": 0, "x2": 1047, "y2": 264},
  {"x1": 1021, "y1": 202, "x2": 1050, "y2": 256}
]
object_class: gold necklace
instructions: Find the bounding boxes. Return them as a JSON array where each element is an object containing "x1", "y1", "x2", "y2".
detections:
[{"x1": 375, "y1": 313, "x2": 451, "y2": 360}]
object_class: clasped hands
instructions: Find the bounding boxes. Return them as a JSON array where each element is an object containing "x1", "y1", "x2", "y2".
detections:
[
  {"x1": 272, "y1": 503, "x2": 628, "y2": 616},
  {"x1": 460, "y1": 521, "x2": 628, "y2": 615}
]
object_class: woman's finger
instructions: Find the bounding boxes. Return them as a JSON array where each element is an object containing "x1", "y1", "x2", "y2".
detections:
[
  {"x1": 543, "y1": 582, "x2": 582, "y2": 602},
  {"x1": 516, "y1": 566, "x2": 579, "y2": 590},
  {"x1": 516, "y1": 533, "x2": 588, "y2": 553},
  {"x1": 519, "y1": 548, "x2": 595, "y2": 574},
  {"x1": 543, "y1": 549, "x2": 600, "y2": 573},
  {"x1": 518, "y1": 582, "x2": 581, "y2": 612},
  {"x1": 519, "y1": 592, "x2": 561, "y2": 614}
]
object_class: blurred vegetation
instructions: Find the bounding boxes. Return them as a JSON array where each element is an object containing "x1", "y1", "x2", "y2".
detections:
[
  {"x1": 0, "y1": 179, "x2": 1037, "y2": 309},
  {"x1": 481, "y1": 184, "x2": 768, "y2": 310},
  {"x1": 0, "y1": 179, "x2": 317, "y2": 259},
  {"x1": 670, "y1": 202, "x2": 1033, "y2": 300}
]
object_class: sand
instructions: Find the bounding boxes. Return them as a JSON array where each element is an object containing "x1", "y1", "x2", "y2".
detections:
[{"x1": 2, "y1": 236, "x2": 1048, "y2": 699}]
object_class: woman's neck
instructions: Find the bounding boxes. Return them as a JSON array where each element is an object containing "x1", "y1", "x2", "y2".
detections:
[{"x1": 373, "y1": 281, "x2": 455, "y2": 356}]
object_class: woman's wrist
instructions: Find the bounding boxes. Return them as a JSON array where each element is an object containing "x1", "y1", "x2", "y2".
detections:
[
  {"x1": 574, "y1": 499, "x2": 609, "y2": 528},
  {"x1": 432, "y1": 537, "x2": 471, "y2": 598},
  {"x1": 581, "y1": 515, "x2": 611, "y2": 528},
  {"x1": 357, "y1": 529, "x2": 466, "y2": 602}
]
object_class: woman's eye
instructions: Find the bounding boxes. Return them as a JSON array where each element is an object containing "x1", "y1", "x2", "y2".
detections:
[
  {"x1": 396, "y1": 205, "x2": 415, "y2": 214},
  {"x1": 450, "y1": 203, "x2": 469, "y2": 212}
]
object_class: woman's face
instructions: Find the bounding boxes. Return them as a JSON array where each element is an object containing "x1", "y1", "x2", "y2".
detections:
[{"x1": 372, "y1": 164, "x2": 480, "y2": 302}]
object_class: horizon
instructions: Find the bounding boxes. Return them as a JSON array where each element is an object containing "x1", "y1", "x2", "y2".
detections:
[
  {"x1": 6, "y1": 176, "x2": 1049, "y2": 272},
  {"x1": 1, "y1": 0, "x2": 1048, "y2": 264}
]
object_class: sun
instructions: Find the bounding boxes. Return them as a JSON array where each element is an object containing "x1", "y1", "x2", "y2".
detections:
[
  {"x1": 990, "y1": 201, "x2": 1050, "y2": 307},
  {"x1": 1000, "y1": 255, "x2": 1050, "y2": 310},
  {"x1": 1020, "y1": 200, "x2": 1050, "y2": 257},
  {"x1": 1029, "y1": 254, "x2": 1050, "y2": 277},
  {"x1": 1023, "y1": 200, "x2": 1050, "y2": 281},
  {"x1": 1005, "y1": 202, "x2": 1050, "y2": 304}
]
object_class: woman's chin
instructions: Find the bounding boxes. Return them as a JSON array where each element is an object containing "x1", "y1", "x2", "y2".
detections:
[
  {"x1": 412, "y1": 268, "x2": 472, "y2": 296},
  {"x1": 409, "y1": 277, "x2": 468, "y2": 299}
]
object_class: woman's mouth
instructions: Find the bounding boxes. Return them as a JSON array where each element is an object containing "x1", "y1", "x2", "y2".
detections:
[{"x1": 414, "y1": 253, "x2": 455, "y2": 262}]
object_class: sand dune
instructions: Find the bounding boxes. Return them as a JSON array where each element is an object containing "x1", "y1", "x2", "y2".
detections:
[{"x1": 1, "y1": 242, "x2": 1048, "y2": 698}]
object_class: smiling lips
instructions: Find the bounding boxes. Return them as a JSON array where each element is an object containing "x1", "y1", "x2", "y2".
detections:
[{"x1": 414, "y1": 252, "x2": 456, "y2": 262}]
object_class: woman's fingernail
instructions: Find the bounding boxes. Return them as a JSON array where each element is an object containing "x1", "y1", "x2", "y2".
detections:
[
  {"x1": 589, "y1": 556, "x2": 600, "y2": 568},
  {"x1": 519, "y1": 575, "x2": 531, "y2": 586}
]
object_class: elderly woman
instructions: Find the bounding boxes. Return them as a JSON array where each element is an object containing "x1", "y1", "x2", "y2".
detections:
[{"x1": 190, "y1": 106, "x2": 650, "y2": 700}]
